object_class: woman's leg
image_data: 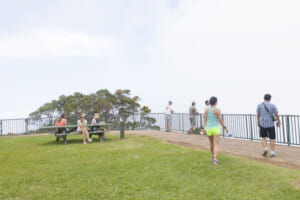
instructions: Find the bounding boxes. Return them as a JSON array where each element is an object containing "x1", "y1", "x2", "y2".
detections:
[
  {"x1": 82, "y1": 129, "x2": 87, "y2": 143},
  {"x1": 208, "y1": 136, "x2": 214, "y2": 155},
  {"x1": 83, "y1": 128, "x2": 92, "y2": 142},
  {"x1": 213, "y1": 135, "x2": 220, "y2": 160}
]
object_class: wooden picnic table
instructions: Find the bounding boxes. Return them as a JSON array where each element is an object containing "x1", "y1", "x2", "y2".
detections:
[{"x1": 42, "y1": 124, "x2": 111, "y2": 144}]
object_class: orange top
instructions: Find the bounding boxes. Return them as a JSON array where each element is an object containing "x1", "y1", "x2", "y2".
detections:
[{"x1": 55, "y1": 118, "x2": 66, "y2": 126}]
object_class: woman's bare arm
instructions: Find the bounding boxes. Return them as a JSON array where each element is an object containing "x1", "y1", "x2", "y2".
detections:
[
  {"x1": 215, "y1": 109, "x2": 229, "y2": 133},
  {"x1": 202, "y1": 109, "x2": 208, "y2": 128}
]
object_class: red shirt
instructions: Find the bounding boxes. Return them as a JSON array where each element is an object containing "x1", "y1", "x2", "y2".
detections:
[{"x1": 55, "y1": 119, "x2": 66, "y2": 126}]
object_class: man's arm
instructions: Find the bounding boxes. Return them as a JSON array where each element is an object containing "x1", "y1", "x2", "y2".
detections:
[
  {"x1": 257, "y1": 105, "x2": 261, "y2": 127},
  {"x1": 274, "y1": 106, "x2": 281, "y2": 127},
  {"x1": 275, "y1": 114, "x2": 281, "y2": 127}
]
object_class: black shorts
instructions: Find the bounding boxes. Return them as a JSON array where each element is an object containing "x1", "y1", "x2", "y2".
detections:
[{"x1": 260, "y1": 127, "x2": 276, "y2": 140}]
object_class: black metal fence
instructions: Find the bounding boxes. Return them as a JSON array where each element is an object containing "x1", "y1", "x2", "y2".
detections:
[{"x1": 0, "y1": 113, "x2": 300, "y2": 146}]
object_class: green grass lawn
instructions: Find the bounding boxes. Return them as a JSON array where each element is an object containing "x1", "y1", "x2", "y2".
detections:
[{"x1": 0, "y1": 134, "x2": 299, "y2": 200}]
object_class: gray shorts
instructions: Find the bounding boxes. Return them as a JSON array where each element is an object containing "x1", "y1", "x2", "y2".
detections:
[
  {"x1": 165, "y1": 115, "x2": 172, "y2": 126},
  {"x1": 189, "y1": 117, "x2": 196, "y2": 126}
]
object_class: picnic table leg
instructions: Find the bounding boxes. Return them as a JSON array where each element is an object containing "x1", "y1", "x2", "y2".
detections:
[
  {"x1": 99, "y1": 134, "x2": 103, "y2": 142},
  {"x1": 56, "y1": 136, "x2": 59, "y2": 142},
  {"x1": 63, "y1": 135, "x2": 67, "y2": 144},
  {"x1": 120, "y1": 122, "x2": 125, "y2": 139}
]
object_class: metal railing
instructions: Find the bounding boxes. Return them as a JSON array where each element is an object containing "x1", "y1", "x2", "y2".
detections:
[{"x1": 0, "y1": 113, "x2": 300, "y2": 146}]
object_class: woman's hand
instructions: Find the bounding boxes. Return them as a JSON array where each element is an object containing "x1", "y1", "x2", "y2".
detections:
[{"x1": 225, "y1": 128, "x2": 229, "y2": 133}]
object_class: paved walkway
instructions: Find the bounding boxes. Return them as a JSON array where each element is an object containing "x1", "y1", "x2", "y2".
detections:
[{"x1": 119, "y1": 130, "x2": 300, "y2": 170}]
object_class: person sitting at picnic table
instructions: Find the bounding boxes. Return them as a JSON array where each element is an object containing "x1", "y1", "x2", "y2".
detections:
[
  {"x1": 55, "y1": 114, "x2": 67, "y2": 141},
  {"x1": 77, "y1": 114, "x2": 92, "y2": 144},
  {"x1": 91, "y1": 113, "x2": 107, "y2": 140}
]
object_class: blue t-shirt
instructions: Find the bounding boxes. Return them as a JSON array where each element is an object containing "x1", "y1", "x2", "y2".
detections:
[{"x1": 257, "y1": 101, "x2": 278, "y2": 128}]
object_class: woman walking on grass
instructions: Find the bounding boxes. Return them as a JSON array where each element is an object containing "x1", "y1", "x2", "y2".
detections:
[{"x1": 202, "y1": 97, "x2": 229, "y2": 165}]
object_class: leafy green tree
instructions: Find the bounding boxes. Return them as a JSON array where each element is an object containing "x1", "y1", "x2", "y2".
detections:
[
  {"x1": 30, "y1": 89, "x2": 142, "y2": 119},
  {"x1": 140, "y1": 106, "x2": 151, "y2": 114},
  {"x1": 29, "y1": 89, "x2": 158, "y2": 130}
]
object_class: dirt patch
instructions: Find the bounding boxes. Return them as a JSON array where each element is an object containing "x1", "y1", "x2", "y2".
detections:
[
  {"x1": 292, "y1": 180, "x2": 300, "y2": 190},
  {"x1": 166, "y1": 140, "x2": 208, "y2": 151}
]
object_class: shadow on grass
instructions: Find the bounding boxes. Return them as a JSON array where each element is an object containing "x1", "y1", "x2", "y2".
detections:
[{"x1": 40, "y1": 137, "x2": 119, "y2": 146}]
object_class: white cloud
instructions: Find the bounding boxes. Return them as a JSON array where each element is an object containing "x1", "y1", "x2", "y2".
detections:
[{"x1": 0, "y1": 29, "x2": 122, "y2": 57}]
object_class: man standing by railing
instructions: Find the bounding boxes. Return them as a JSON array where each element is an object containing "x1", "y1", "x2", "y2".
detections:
[
  {"x1": 188, "y1": 101, "x2": 198, "y2": 134},
  {"x1": 165, "y1": 101, "x2": 174, "y2": 132},
  {"x1": 257, "y1": 94, "x2": 281, "y2": 157}
]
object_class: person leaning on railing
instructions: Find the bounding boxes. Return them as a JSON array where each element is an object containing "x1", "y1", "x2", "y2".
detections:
[
  {"x1": 202, "y1": 97, "x2": 229, "y2": 165},
  {"x1": 201, "y1": 100, "x2": 210, "y2": 135},
  {"x1": 91, "y1": 113, "x2": 107, "y2": 140},
  {"x1": 165, "y1": 101, "x2": 174, "y2": 132},
  {"x1": 188, "y1": 101, "x2": 199, "y2": 134},
  {"x1": 55, "y1": 114, "x2": 67, "y2": 141},
  {"x1": 77, "y1": 114, "x2": 92, "y2": 144}
]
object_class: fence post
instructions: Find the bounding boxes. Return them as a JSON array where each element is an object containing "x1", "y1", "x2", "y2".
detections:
[
  {"x1": 287, "y1": 116, "x2": 291, "y2": 146},
  {"x1": 0, "y1": 120, "x2": 2, "y2": 136},
  {"x1": 178, "y1": 114, "x2": 181, "y2": 131},
  {"x1": 25, "y1": 119, "x2": 29, "y2": 134},
  {"x1": 250, "y1": 115, "x2": 253, "y2": 141},
  {"x1": 120, "y1": 121, "x2": 125, "y2": 139},
  {"x1": 282, "y1": 116, "x2": 286, "y2": 144},
  {"x1": 222, "y1": 114, "x2": 225, "y2": 137},
  {"x1": 199, "y1": 114, "x2": 202, "y2": 128},
  {"x1": 245, "y1": 115, "x2": 249, "y2": 139},
  {"x1": 182, "y1": 114, "x2": 184, "y2": 132}
]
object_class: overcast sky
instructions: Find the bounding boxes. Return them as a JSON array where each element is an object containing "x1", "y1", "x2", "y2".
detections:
[{"x1": 0, "y1": 0, "x2": 300, "y2": 118}]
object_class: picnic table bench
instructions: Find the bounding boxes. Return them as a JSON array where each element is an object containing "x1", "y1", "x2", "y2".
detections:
[{"x1": 42, "y1": 124, "x2": 111, "y2": 144}]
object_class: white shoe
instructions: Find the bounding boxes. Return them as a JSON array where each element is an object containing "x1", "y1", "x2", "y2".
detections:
[
  {"x1": 83, "y1": 141, "x2": 87, "y2": 144},
  {"x1": 271, "y1": 153, "x2": 276, "y2": 157},
  {"x1": 262, "y1": 150, "x2": 268, "y2": 157},
  {"x1": 88, "y1": 138, "x2": 92, "y2": 142}
]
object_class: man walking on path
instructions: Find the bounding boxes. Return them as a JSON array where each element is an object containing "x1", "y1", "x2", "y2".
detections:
[
  {"x1": 257, "y1": 94, "x2": 281, "y2": 157},
  {"x1": 165, "y1": 101, "x2": 174, "y2": 132},
  {"x1": 188, "y1": 101, "x2": 199, "y2": 134}
]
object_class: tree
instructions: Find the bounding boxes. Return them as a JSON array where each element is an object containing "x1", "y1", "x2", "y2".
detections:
[
  {"x1": 29, "y1": 89, "x2": 158, "y2": 130},
  {"x1": 140, "y1": 106, "x2": 151, "y2": 114},
  {"x1": 30, "y1": 89, "x2": 143, "y2": 120}
]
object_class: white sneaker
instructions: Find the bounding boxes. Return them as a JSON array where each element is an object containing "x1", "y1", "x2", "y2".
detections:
[
  {"x1": 271, "y1": 153, "x2": 276, "y2": 157},
  {"x1": 88, "y1": 138, "x2": 92, "y2": 142},
  {"x1": 83, "y1": 141, "x2": 87, "y2": 144},
  {"x1": 262, "y1": 150, "x2": 268, "y2": 157}
]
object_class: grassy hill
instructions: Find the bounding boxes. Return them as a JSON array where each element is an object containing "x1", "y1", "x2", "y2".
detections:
[{"x1": 0, "y1": 135, "x2": 299, "y2": 200}]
